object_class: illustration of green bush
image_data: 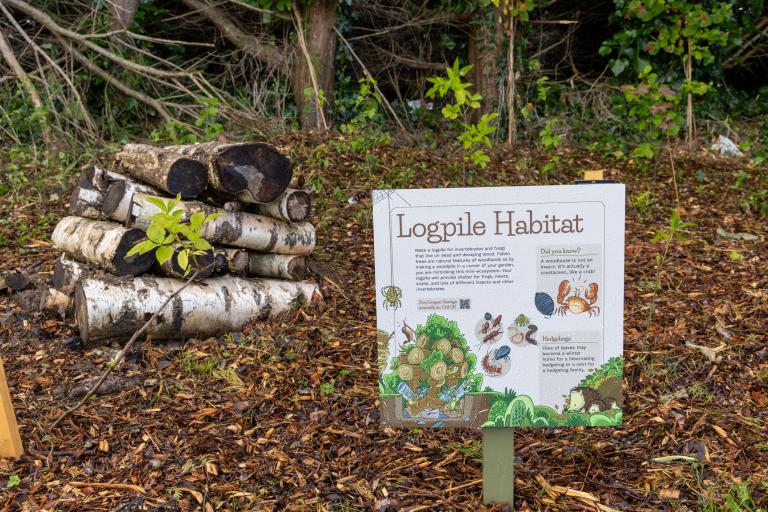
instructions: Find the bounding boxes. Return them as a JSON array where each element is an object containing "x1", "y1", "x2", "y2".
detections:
[
  {"x1": 578, "y1": 356, "x2": 624, "y2": 390},
  {"x1": 378, "y1": 314, "x2": 482, "y2": 405}
]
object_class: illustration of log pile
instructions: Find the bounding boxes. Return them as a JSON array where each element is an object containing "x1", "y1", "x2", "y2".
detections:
[{"x1": 43, "y1": 142, "x2": 321, "y2": 346}]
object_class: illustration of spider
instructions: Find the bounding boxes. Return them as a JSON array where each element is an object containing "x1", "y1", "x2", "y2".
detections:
[{"x1": 381, "y1": 285, "x2": 403, "y2": 310}]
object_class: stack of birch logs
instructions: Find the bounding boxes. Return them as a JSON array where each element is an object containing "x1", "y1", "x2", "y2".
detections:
[{"x1": 48, "y1": 142, "x2": 321, "y2": 346}]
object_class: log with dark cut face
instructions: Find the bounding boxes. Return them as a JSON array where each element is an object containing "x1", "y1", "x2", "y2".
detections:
[
  {"x1": 167, "y1": 141, "x2": 293, "y2": 203},
  {"x1": 114, "y1": 143, "x2": 208, "y2": 198},
  {"x1": 51, "y1": 216, "x2": 156, "y2": 276}
]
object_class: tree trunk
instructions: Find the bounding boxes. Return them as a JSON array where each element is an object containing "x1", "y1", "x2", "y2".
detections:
[
  {"x1": 252, "y1": 188, "x2": 312, "y2": 222},
  {"x1": 292, "y1": 0, "x2": 337, "y2": 130},
  {"x1": 114, "y1": 144, "x2": 208, "y2": 198},
  {"x1": 51, "y1": 216, "x2": 156, "y2": 275},
  {"x1": 107, "y1": 0, "x2": 139, "y2": 30},
  {"x1": 75, "y1": 275, "x2": 323, "y2": 345},
  {"x1": 506, "y1": 16, "x2": 517, "y2": 145},
  {"x1": 167, "y1": 142, "x2": 292, "y2": 203},
  {"x1": 468, "y1": 7, "x2": 504, "y2": 121},
  {"x1": 217, "y1": 249, "x2": 307, "y2": 280},
  {"x1": 128, "y1": 193, "x2": 316, "y2": 255}
]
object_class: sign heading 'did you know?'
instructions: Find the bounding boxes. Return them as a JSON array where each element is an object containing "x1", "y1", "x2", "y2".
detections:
[{"x1": 373, "y1": 184, "x2": 625, "y2": 428}]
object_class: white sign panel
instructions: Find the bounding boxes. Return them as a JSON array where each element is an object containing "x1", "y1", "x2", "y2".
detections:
[{"x1": 373, "y1": 185, "x2": 625, "y2": 428}]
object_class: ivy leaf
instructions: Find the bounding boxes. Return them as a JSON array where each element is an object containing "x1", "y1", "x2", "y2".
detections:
[
  {"x1": 611, "y1": 58, "x2": 629, "y2": 76},
  {"x1": 156, "y1": 245, "x2": 174, "y2": 265}
]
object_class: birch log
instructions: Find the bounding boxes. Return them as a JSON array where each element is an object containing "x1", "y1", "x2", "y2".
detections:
[
  {"x1": 168, "y1": 142, "x2": 292, "y2": 202},
  {"x1": 252, "y1": 188, "x2": 311, "y2": 222},
  {"x1": 130, "y1": 193, "x2": 316, "y2": 255},
  {"x1": 51, "y1": 217, "x2": 155, "y2": 275},
  {"x1": 114, "y1": 144, "x2": 208, "y2": 198},
  {"x1": 155, "y1": 247, "x2": 215, "y2": 280},
  {"x1": 216, "y1": 248, "x2": 306, "y2": 280},
  {"x1": 53, "y1": 254, "x2": 90, "y2": 294},
  {"x1": 215, "y1": 248, "x2": 250, "y2": 274},
  {"x1": 68, "y1": 185, "x2": 105, "y2": 219},
  {"x1": 102, "y1": 178, "x2": 162, "y2": 223},
  {"x1": 75, "y1": 276, "x2": 323, "y2": 345}
]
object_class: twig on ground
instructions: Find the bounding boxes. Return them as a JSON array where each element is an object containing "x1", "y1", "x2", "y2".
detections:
[{"x1": 51, "y1": 267, "x2": 205, "y2": 430}]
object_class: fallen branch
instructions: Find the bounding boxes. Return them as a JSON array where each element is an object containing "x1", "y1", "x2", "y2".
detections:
[
  {"x1": 50, "y1": 266, "x2": 204, "y2": 430},
  {"x1": 69, "y1": 481, "x2": 146, "y2": 494}
]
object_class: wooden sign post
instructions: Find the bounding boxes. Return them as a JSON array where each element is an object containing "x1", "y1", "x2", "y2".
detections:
[{"x1": 0, "y1": 359, "x2": 23, "y2": 459}]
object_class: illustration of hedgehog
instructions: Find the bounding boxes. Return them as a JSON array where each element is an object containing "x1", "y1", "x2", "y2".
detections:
[{"x1": 565, "y1": 376, "x2": 623, "y2": 413}]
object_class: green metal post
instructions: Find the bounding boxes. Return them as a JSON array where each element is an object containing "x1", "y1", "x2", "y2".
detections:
[{"x1": 482, "y1": 428, "x2": 514, "y2": 507}]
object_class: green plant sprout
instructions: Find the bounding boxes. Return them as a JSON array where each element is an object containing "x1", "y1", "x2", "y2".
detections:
[
  {"x1": 126, "y1": 194, "x2": 222, "y2": 275},
  {"x1": 426, "y1": 58, "x2": 498, "y2": 168},
  {"x1": 645, "y1": 210, "x2": 694, "y2": 336}
]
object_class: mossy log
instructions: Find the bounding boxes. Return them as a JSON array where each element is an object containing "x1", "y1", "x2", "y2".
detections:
[
  {"x1": 114, "y1": 143, "x2": 208, "y2": 198},
  {"x1": 51, "y1": 216, "x2": 155, "y2": 276},
  {"x1": 129, "y1": 193, "x2": 315, "y2": 255},
  {"x1": 75, "y1": 275, "x2": 322, "y2": 345},
  {"x1": 168, "y1": 142, "x2": 292, "y2": 202}
]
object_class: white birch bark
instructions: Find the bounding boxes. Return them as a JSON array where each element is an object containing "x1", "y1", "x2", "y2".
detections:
[
  {"x1": 51, "y1": 216, "x2": 155, "y2": 275},
  {"x1": 130, "y1": 193, "x2": 316, "y2": 255},
  {"x1": 114, "y1": 143, "x2": 208, "y2": 198},
  {"x1": 75, "y1": 276, "x2": 323, "y2": 345},
  {"x1": 252, "y1": 188, "x2": 311, "y2": 222}
]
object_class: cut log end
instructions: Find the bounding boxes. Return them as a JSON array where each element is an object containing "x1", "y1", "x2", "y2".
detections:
[
  {"x1": 218, "y1": 143, "x2": 292, "y2": 202},
  {"x1": 217, "y1": 165, "x2": 249, "y2": 194},
  {"x1": 286, "y1": 256, "x2": 307, "y2": 280},
  {"x1": 167, "y1": 158, "x2": 208, "y2": 198},
  {"x1": 284, "y1": 189, "x2": 311, "y2": 222},
  {"x1": 102, "y1": 180, "x2": 127, "y2": 218},
  {"x1": 113, "y1": 228, "x2": 156, "y2": 275}
]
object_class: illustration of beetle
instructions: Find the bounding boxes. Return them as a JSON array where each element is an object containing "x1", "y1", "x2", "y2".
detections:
[
  {"x1": 556, "y1": 280, "x2": 600, "y2": 317},
  {"x1": 381, "y1": 285, "x2": 403, "y2": 310}
]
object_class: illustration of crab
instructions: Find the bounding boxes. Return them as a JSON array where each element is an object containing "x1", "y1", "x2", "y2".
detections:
[
  {"x1": 556, "y1": 280, "x2": 600, "y2": 317},
  {"x1": 381, "y1": 285, "x2": 403, "y2": 310}
]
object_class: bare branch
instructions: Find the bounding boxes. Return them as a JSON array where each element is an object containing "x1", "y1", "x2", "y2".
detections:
[
  {"x1": 4, "y1": 0, "x2": 193, "y2": 78},
  {"x1": 181, "y1": 0, "x2": 290, "y2": 74},
  {"x1": 0, "y1": 25, "x2": 51, "y2": 145}
]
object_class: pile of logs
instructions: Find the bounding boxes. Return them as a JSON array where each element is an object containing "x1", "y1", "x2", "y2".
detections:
[{"x1": 45, "y1": 141, "x2": 321, "y2": 346}]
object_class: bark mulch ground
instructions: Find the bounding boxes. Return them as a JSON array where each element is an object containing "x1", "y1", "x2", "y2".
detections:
[{"x1": 0, "y1": 133, "x2": 766, "y2": 511}]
